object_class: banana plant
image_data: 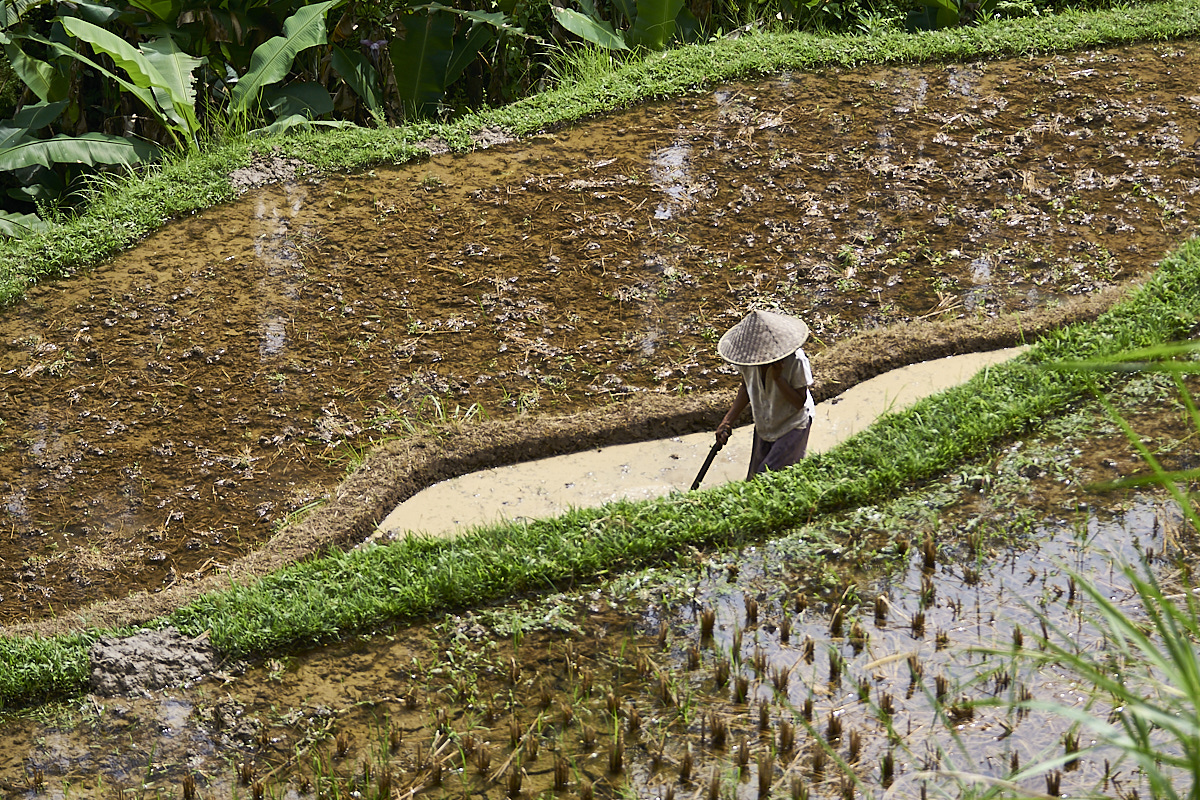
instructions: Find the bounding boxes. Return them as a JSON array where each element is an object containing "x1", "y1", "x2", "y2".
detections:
[
  {"x1": 0, "y1": 102, "x2": 161, "y2": 170},
  {"x1": 906, "y1": 0, "x2": 999, "y2": 29},
  {"x1": 389, "y1": 1, "x2": 539, "y2": 117},
  {"x1": 229, "y1": 0, "x2": 342, "y2": 116},
  {"x1": 3, "y1": 19, "x2": 205, "y2": 151},
  {"x1": 0, "y1": 99, "x2": 161, "y2": 238},
  {"x1": 0, "y1": 209, "x2": 48, "y2": 238},
  {"x1": 551, "y1": 0, "x2": 696, "y2": 52}
]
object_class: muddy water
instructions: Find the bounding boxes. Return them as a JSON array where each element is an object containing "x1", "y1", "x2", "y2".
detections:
[
  {"x1": 381, "y1": 349, "x2": 1026, "y2": 536},
  {"x1": 1, "y1": 384, "x2": 1192, "y2": 800},
  {"x1": 2, "y1": 41, "x2": 1199, "y2": 624}
]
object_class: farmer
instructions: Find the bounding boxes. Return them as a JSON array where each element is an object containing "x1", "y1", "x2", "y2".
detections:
[{"x1": 714, "y1": 309, "x2": 815, "y2": 479}]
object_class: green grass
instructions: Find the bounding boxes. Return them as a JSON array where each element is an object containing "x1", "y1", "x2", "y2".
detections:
[
  {"x1": 3, "y1": 233, "x2": 1198, "y2": 710},
  {"x1": 2, "y1": 0, "x2": 1200, "y2": 301},
  {"x1": 966, "y1": 351, "x2": 1200, "y2": 798},
  {"x1": 0, "y1": 631, "x2": 98, "y2": 710},
  {"x1": 1005, "y1": 561, "x2": 1200, "y2": 800}
]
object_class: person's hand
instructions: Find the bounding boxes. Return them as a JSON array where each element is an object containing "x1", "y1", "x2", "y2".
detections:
[{"x1": 716, "y1": 421, "x2": 732, "y2": 447}]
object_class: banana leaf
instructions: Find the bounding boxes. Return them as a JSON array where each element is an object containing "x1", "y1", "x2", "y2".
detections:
[
  {"x1": 906, "y1": 0, "x2": 961, "y2": 28},
  {"x1": 140, "y1": 36, "x2": 205, "y2": 136},
  {"x1": 609, "y1": 0, "x2": 637, "y2": 25},
  {"x1": 0, "y1": 132, "x2": 160, "y2": 170},
  {"x1": 126, "y1": 0, "x2": 180, "y2": 23},
  {"x1": 0, "y1": 211, "x2": 50, "y2": 239},
  {"x1": 60, "y1": 16, "x2": 164, "y2": 90},
  {"x1": 59, "y1": 17, "x2": 202, "y2": 139},
  {"x1": 263, "y1": 82, "x2": 335, "y2": 118},
  {"x1": 330, "y1": 45, "x2": 383, "y2": 114},
  {"x1": 71, "y1": 1, "x2": 121, "y2": 24},
  {"x1": 0, "y1": 101, "x2": 67, "y2": 149},
  {"x1": 247, "y1": 114, "x2": 354, "y2": 137},
  {"x1": 550, "y1": 7, "x2": 628, "y2": 50},
  {"x1": 389, "y1": 8, "x2": 454, "y2": 113},
  {"x1": 1, "y1": 0, "x2": 48, "y2": 28},
  {"x1": 5, "y1": 163, "x2": 61, "y2": 203},
  {"x1": 445, "y1": 21, "x2": 494, "y2": 88},
  {"x1": 2, "y1": 41, "x2": 68, "y2": 102},
  {"x1": 421, "y1": 2, "x2": 541, "y2": 40},
  {"x1": 230, "y1": 0, "x2": 341, "y2": 112},
  {"x1": 627, "y1": 0, "x2": 685, "y2": 49},
  {"x1": 31, "y1": 30, "x2": 186, "y2": 147}
]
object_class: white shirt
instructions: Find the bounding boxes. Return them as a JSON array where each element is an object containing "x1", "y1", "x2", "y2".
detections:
[{"x1": 735, "y1": 349, "x2": 814, "y2": 442}]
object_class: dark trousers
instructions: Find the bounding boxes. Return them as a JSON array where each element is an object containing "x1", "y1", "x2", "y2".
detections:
[{"x1": 748, "y1": 423, "x2": 812, "y2": 479}]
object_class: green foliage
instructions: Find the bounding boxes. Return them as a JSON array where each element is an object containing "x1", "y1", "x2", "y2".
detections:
[
  {"x1": 552, "y1": 6, "x2": 629, "y2": 50},
  {"x1": 0, "y1": 209, "x2": 47, "y2": 237},
  {"x1": 331, "y1": 45, "x2": 384, "y2": 115},
  {"x1": 58, "y1": 16, "x2": 204, "y2": 146},
  {"x1": 0, "y1": 631, "x2": 95, "y2": 709},
  {"x1": 629, "y1": 0, "x2": 688, "y2": 48},
  {"x1": 988, "y1": 347, "x2": 1200, "y2": 799},
  {"x1": 0, "y1": 130, "x2": 160, "y2": 170},
  {"x1": 551, "y1": 0, "x2": 693, "y2": 51},
  {"x1": 387, "y1": 2, "x2": 540, "y2": 117},
  {"x1": 1020, "y1": 561, "x2": 1200, "y2": 799},
  {"x1": 229, "y1": 0, "x2": 340, "y2": 115},
  {"x1": 0, "y1": 0, "x2": 359, "y2": 234},
  {"x1": 2, "y1": 35, "x2": 69, "y2": 102},
  {"x1": 390, "y1": 6, "x2": 456, "y2": 113}
]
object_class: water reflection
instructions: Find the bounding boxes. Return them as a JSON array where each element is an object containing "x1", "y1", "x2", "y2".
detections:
[
  {"x1": 650, "y1": 138, "x2": 694, "y2": 220},
  {"x1": 260, "y1": 314, "x2": 289, "y2": 358}
]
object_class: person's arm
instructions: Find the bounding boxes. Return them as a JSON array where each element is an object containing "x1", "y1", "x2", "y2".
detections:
[
  {"x1": 716, "y1": 382, "x2": 749, "y2": 446},
  {"x1": 768, "y1": 358, "x2": 809, "y2": 411}
]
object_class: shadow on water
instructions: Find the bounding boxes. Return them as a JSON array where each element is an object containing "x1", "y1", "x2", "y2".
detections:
[{"x1": 1, "y1": 41, "x2": 1198, "y2": 624}]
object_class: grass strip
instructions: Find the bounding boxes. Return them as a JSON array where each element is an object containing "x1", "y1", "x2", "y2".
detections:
[
  {"x1": 0, "y1": 631, "x2": 98, "y2": 710},
  {"x1": 2, "y1": 0, "x2": 1200, "y2": 301}
]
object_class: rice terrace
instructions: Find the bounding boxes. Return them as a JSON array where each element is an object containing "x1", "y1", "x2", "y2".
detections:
[{"x1": 2, "y1": 2, "x2": 1200, "y2": 799}]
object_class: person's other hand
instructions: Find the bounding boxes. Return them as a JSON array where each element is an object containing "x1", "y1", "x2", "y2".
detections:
[{"x1": 716, "y1": 421, "x2": 732, "y2": 447}]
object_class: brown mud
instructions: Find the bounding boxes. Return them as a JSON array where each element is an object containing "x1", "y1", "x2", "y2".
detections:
[{"x1": 3, "y1": 40, "x2": 1199, "y2": 631}]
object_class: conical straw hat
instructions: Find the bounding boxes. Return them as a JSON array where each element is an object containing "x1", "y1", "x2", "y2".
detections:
[{"x1": 717, "y1": 310, "x2": 810, "y2": 366}]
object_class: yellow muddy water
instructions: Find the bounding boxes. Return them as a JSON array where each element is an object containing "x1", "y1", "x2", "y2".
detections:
[{"x1": 380, "y1": 348, "x2": 1026, "y2": 536}]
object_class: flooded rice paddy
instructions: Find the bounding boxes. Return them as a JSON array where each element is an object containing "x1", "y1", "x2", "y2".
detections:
[
  {"x1": 1, "y1": 40, "x2": 1199, "y2": 623},
  {"x1": 1, "y1": 373, "x2": 1196, "y2": 799},
  {"x1": 1, "y1": 35, "x2": 1200, "y2": 800}
]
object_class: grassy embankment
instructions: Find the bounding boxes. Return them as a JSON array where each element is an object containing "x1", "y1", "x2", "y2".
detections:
[
  {"x1": 1, "y1": 0, "x2": 1200, "y2": 301},
  {"x1": 2, "y1": 233, "x2": 1199, "y2": 709}
]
